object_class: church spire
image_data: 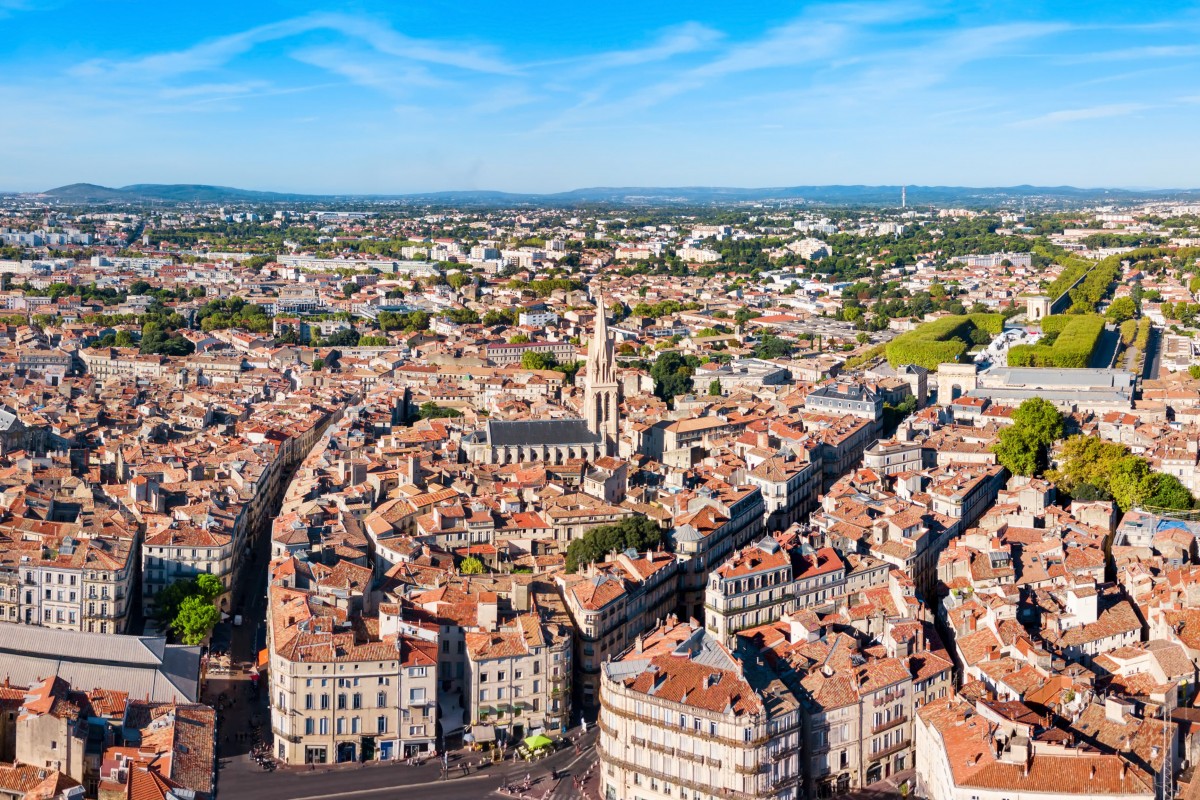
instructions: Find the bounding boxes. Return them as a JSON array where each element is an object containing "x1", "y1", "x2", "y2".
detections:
[
  {"x1": 584, "y1": 291, "x2": 619, "y2": 456},
  {"x1": 587, "y1": 293, "x2": 614, "y2": 386}
]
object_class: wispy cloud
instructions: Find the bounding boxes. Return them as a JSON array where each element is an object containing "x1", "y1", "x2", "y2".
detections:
[
  {"x1": 544, "y1": 22, "x2": 723, "y2": 73},
  {"x1": 1010, "y1": 103, "x2": 1148, "y2": 127},
  {"x1": 70, "y1": 12, "x2": 516, "y2": 82},
  {"x1": 1060, "y1": 44, "x2": 1200, "y2": 63}
]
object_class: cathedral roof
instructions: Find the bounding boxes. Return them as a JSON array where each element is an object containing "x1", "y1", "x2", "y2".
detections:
[{"x1": 485, "y1": 419, "x2": 602, "y2": 447}]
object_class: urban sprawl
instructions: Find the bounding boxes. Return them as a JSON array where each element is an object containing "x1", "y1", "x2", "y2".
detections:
[{"x1": 3, "y1": 196, "x2": 1200, "y2": 800}]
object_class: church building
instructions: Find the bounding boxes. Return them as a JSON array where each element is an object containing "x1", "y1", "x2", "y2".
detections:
[{"x1": 464, "y1": 297, "x2": 621, "y2": 465}]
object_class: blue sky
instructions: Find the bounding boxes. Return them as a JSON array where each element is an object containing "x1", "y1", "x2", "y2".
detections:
[{"x1": 3, "y1": 0, "x2": 1200, "y2": 193}]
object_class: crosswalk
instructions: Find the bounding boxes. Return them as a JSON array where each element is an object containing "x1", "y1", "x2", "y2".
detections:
[{"x1": 493, "y1": 742, "x2": 598, "y2": 800}]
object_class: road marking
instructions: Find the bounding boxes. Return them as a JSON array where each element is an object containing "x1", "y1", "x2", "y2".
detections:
[
  {"x1": 290, "y1": 772, "x2": 489, "y2": 800},
  {"x1": 562, "y1": 746, "x2": 594, "y2": 772}
]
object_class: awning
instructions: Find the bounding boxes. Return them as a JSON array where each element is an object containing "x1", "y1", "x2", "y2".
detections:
[
  {"x1": 471, "y1": 725, "x2": 496, "y2": 743},
  {"x1": 256, "y1": 649, "x2": 269, "y2": 670},
  {"x1": 524, "y1": 734, "x2": 554, "y2": 751}
]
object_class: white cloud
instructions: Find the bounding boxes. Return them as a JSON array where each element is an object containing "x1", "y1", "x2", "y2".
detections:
[
  {"x1": 1010, "y1": 103, "x2": 1148, "y2": 127},
  {"x1": 70, "y1": 12, "x2": 516, "y2": 83}
]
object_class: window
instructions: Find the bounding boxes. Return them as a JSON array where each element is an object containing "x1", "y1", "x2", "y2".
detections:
[
  {"x1": 319, "y1": 719, "x2": 328, "y2": 735},
  {"x1": 305, "y1": 718, "x2": 314, "y2": 735},
  {"x1": 337, "y1": 694, "x2": 347, "y2": 710},
  {"x1": 352, "y1": 693, "x2": 362, "y2": 709},
  {"x1": 377, "y1": 692, "x2": 387, "y2": 707},
  {"x1": 305, "y1": 694, "x2": 313, "y2": 710},
  {"x1": 377, "y1": 716, "x2": 387, "y2": 733},
  {"x1": 410, "y1": 688, "x2": 426, "y2": 703}
]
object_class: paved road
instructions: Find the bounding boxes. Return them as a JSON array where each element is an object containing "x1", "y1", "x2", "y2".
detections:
[
  {"x1": 1088, "y1": 324, "x2": 1121, "y2": 369},
  {"x1": 1144, "y1": 325, "x2": 1163, "y2": 380},
  {"x1": 219, "y1": 728, "x2": 598, "y2": 800}
]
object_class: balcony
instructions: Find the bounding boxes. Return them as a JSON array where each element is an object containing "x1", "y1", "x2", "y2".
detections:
[
  {"x1": 871, "y1": 714, "x2": 907, "y2": 735},
  {"x1": 867, "y1": 738, "x2": 911, "y2": 762}
]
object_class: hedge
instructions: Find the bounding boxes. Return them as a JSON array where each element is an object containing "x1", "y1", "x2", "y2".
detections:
[
  {"x1": 1135, "y1": 317, "x2": 1152, "y2": 351},
  {"x1": 1119, "y1": 319, "x2": 1137, "y2": 345},
  {"x1": 886, "y1": 313, "x2": 1005, "y2": 371},
  {"x1": 1039, "y1": 315, "x2": 1075, "y2": 335},
  {"x1": 1007, "y1": 314, "x2": 1104, "y2": 368}
]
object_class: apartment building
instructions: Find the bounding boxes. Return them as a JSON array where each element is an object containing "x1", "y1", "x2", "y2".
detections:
[
  {"x1": 464, "y1": 605, "x2": 573, "y2": 738},
  {"x1": 705, "y1": 532, "x2": 845, "y2": 647},
  {"x1": 915, "y1": 694, "x2": 1154, "y2": 800},
  {"x1": 672, "y1": 486, "x2": 766, "y2": 621},
  {"x1": 267, "y1": 584, "x2": 440, "y2": 765},
  {"x1": 0, "y1": 521, "x2": 138, "y2": 634},
  {"x1": 745, "y1": 455, "x2": 820, "y2": 531},
  {"x1": 556, "y1": 549, "x2": 677, "y2": 709},
  {"x1": 599, "y1": 617, "x2": 802, "y2": 800},
  {"x1": 804, "y1": 382, "x2": 883, "y2": 427}
]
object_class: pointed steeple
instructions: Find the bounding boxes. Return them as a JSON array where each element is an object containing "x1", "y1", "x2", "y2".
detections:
[
  {"x1": 587, "y1": 293, "x2": 614, "y2": 386},
  {"x1": 584, "y1": 291, "x2": 620, "y2": 455}
]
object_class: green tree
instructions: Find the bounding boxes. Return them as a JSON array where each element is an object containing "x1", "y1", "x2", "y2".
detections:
[
  {"x1": 441, "y1": 307, "x2": 480, "y2": 325},
  {"x1": 521, "y1": 350, "x2": 558, "y2": 370},
  {"x1": 1105, "y1": 296, "x2": 1136, "y2": 324},
  {"x1": 459, "y1": 556, "x2": 485, "y2": 574},
  {"x1": 418, "y1": 401, "x2": 463, "y2": 420},
  {"x1": 650, "y1": 351, "x2": 693, "y2": 405},
  {"x1": 447, "y1": 273, "x2": 472, "y2": 290},
  {"x1": 342, "y1": 282, "x2": 358, "y2": 298},
  {"x1": 509, "y1": 334, "x2": 531, "y2": 344},
  {"x1": 993, "y1": 398, "x2": 1063, "y2": 476},
  {"x1": 709, "y1": 379, "x2": 722, "y2": 396},
  {"x1": 1140, "y1": 472, "x2": 1194, "y2": 510},
  {"x1": 1109, "y1": 457, "x2": 1151, "y2": 512},
  {"x1": 311, "y1": 358, "x2": 325, "y2": 371},
  {"x1": 753, "y1": 334, "x2": 793, "y2": 360},
  {"x1": 113, "y1": 330, "x2": 135, "y2": 347},
  {"x1": 566, "y1": 517, "x2": 666, "y2": 572},
  {"x1": 196, "y1": 573, "x2": 223, "y2": 601},
  {"x1": 172, "y1": 595, "x2": 220, "y2": 646},
  {"x1": 994, "y1": 428, "x2": 1042, "y2": 477},
  {"x1": 1010, "y1": 397, "x2": 1064, "y2": 449}
]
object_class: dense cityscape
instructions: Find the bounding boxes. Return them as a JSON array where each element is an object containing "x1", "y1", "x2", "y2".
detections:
[{"x1": 0, "y1": 186, "x2": 1198, "y2": 800}]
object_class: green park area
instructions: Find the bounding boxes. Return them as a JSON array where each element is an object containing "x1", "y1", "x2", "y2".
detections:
[
  {"x1": 885, "y1": 313, "x2": 1005, "y2": 371},
  {"x1": 1006, "y1": 314, "x2": 1105, "y2": 368}
]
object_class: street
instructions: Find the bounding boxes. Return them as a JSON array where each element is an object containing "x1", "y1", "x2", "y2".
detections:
[{"x1": 217, "y1": 727, "x2": 599, "y2": 800}]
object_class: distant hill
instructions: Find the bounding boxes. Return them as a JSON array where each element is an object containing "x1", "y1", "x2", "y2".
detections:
[
  {"x1": 27, "y1": 182, "x2": 1200, "y2": 207},
  {"x1": 38, "y1": 183, "x2": 319, "y2": 203}
]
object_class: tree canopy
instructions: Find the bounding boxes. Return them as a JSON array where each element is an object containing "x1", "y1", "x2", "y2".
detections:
[
  {"x1": 566, "y1": 516, "x2": 667, "y2": 573},
  {"x1": 993, "y1": 398, "x2": 1063, "y2": 477},
  {"x1": 155, "y1": 574, "x2": 223, "y2": 644},
  {"x1": 650, "y1": 351, "x2": 694, "y2": 405},
  {"x1": 1047, "y1": 434, "x2": 1195, "y2": 512}
]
